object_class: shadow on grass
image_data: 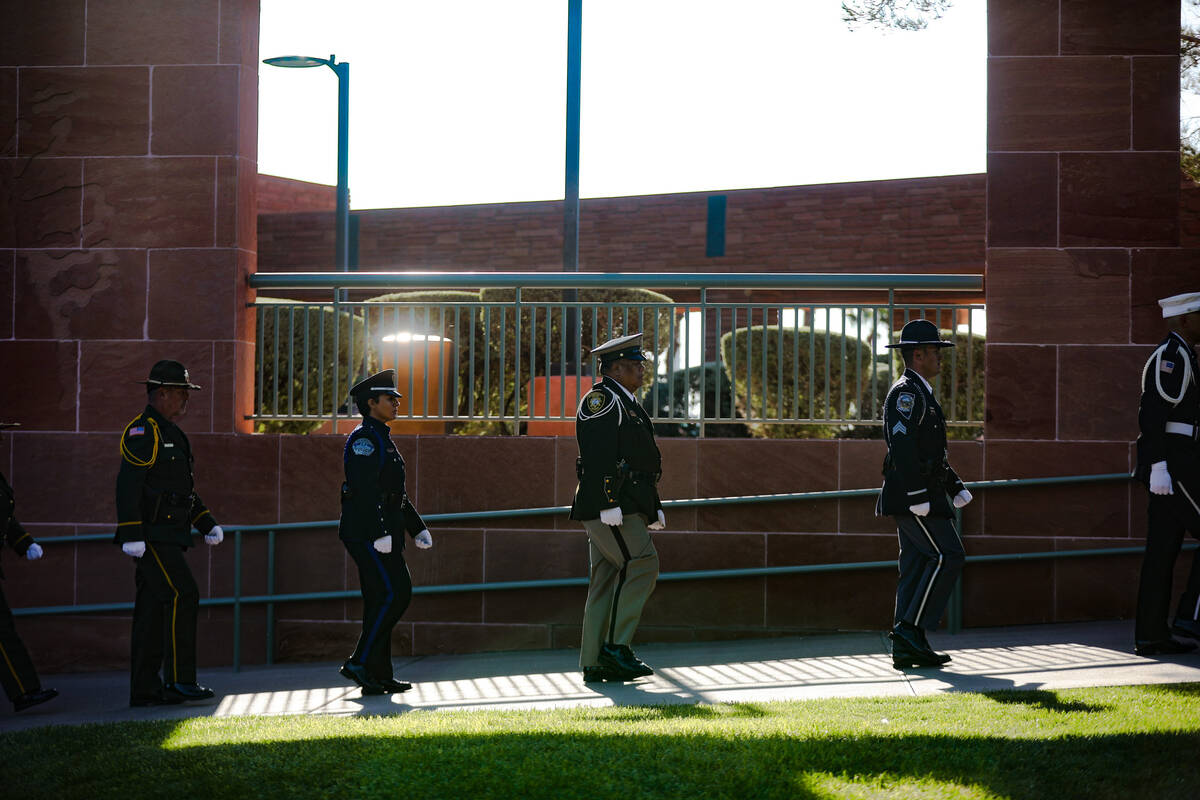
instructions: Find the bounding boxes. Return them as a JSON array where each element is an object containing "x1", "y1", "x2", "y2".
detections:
[
  {"x1": 5, "y1": 717, "x2": 1200, "y2": 799},
  {"x1": 980, "y1": 689, "x2": 1109, "y2": 714}
]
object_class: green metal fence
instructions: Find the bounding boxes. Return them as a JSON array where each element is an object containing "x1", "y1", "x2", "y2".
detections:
[
  {"x1": 16, "y1": 472, "x2": 1167, "y2": 671},
  {"x1": 248, "y1": 271, "x2": 985, "y2": 435}
]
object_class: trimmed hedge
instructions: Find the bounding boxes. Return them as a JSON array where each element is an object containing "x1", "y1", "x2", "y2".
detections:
[
  {"x1": 720, "y1": 326, "x2": 877, "y2": 439},
  {"x1": 254, "y1": 297, "x2": 378, "y2": 434}
]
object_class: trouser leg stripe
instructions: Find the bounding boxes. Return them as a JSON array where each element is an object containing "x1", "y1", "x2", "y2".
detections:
[
  {"x1": 148, "y1": 545, "x2": 180, "y2": 682},
  {"x1": 359, "y1": 549, "x2": 394, "y2": 664},
  {"x1": 912, "y1": 515, "x2": 944, "y2": 628},
  {"x1": 0, "y1": 642, "x2": 25, "y2": 695},
  {"x1": 608, "y1": 524, "x2": 632, "y2": 643}
]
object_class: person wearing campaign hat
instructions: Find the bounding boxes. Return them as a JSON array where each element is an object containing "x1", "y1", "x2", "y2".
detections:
[
  {"x1": 876, "y1": 319, "x2": 970, "y2": 669},
  {"x1": 115, "y1": 361, "x2": 223, "y2": 706},
  {"x1": 337, "y1": 369, "x2": 433, "y2": 696},
  {"x1": 569, "y1": 332, "x2": 665, "y2": 683},
  {"x1": 1133, "y1": 291, "x2": 1200, "y2": 656},
  {"x1": 0, "y1": 422, "x2": 58, "y2": 713}
]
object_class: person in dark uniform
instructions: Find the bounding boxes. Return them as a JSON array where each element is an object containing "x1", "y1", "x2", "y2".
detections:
[
  {"x1": 1133, "y1": 291, "x2": 1200, "y2": 656},
  {"x1": 115, "y1": 360, "x2": 224, "y2": 707},
  {"x1": 570, "y1": 332, "x2": 664, "y2": 684},
  {"x1": 0, "y1": 422, "x2": 58, "y2": 713},
  {"x1": 338, "y1": 369, "x2": 432, "y2": 696},
  {"x1": 877, "y1": 319, "x2": 971, "y2": 670}
]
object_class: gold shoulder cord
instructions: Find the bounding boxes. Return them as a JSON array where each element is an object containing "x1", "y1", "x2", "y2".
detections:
[{"x1": 120, "y1": 417, "x2": 161, "y2": 467}]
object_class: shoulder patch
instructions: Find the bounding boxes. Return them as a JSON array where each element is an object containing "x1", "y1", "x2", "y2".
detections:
[
  {"x1": 351, "y1": 437, "x2": 376, "y2": 457},
  {"x1": 586, "y1": 391, "x2": 606, "y2": 413},
  {"x1": 891, "y1": 420, "x2": 908, "y2": 436},
  {"x1": 127, "y1": 426, "x2": 145, "y2": 437},
  {"x1": 896, "y1": 393, "x2": 915, "y2": 419}
]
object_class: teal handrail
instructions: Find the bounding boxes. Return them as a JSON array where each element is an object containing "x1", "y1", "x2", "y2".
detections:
[
  {"x1": 249, "y1": 271, "x2": 984, "y2": 291},
  {"x1": 16, "y1": 471, "x2": 1159, "y2": 670}
]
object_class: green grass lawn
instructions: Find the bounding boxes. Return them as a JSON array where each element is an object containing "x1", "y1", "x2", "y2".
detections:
[{"x1": 5, "y1": 684, "x2": 1200, "y2": 799}]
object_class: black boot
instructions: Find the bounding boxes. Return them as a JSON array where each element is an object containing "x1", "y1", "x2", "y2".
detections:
[
  {"x1": 339, "y1": 660, "x2": 386, "y2": 695},
  {"x1": 598, "y1": 643, "x2": 653, "y2": 677},
  {"x1": 889, "y1": 624, "x2": 945, "y2": 669}
]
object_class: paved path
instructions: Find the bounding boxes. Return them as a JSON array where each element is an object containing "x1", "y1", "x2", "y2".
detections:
[{"x1": 2, "y1": 620, "x2": 1198, "y2": 733}]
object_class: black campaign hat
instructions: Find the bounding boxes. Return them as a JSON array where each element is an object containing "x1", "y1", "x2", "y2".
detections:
[
  {"x1": 590, "y1": 332, "x2": 649, "y2": 365},
  {"x1": 886, "y1": 319, "x2": 955, "y2": 349},
  {"x1": 140, "y1": 360, "x2": 202, "y2": 389},
  {"x1": 350, "y1": 369, "x2": 403, "y2": 399}
]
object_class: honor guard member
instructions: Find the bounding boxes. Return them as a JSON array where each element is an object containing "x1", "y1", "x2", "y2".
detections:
[
  {"x1": 878, "y1": 320, "x2": 971, "y2": 670},
  {"x1": 115, "y1": 361, "x2": 224, "y2": 707},
  {"x1": 338, "y1": 369, "x2": 433, "y2": 696},
  {"x1": 570, "y1": 332, "x2": 665, "y2": 684},
  {"x1": 1133, "y1": 291, "x2": 1200, "y2": 656},
  {"x1": 0, "y1": 422, "x2": 58, "y2": 713}
]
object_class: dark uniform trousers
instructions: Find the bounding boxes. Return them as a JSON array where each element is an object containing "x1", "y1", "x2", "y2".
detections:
[
  {"x1": 579, "y1": 513, "x2": 659, "y2": 668},
  {"x1": 344, "y1": 539, "x2": 413, "y2": 680},
  {"x1": 1134, "y1": 331, "x2": 1200, "y2": 642},
  {"x1": 131, "y1": 543, "x2": 200, "y2": 696},
  {"x1": 894, "y1": 514, "x2": 965, "y2": 630}
]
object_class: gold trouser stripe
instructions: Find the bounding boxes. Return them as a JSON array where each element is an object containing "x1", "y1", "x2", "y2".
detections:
[
  {"x1": 147, "y1": 544, "x2": 180, "y2": 683},
  {"x1": 0, "y1": 640, "x2": 26, "y2": 695}
]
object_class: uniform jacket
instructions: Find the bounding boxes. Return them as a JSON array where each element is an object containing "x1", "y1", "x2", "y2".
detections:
[
  {"x1": 876, "y1": 369, "x2": 965, "y2": 518},
  {"x1": 0, "y1": 471, "x2": 35, "y2": 579},
  {"x1": 1136, "y1": 331, "x2": 1200, "y2": 490},
  {"x1": 570, "y1": 376, "x2": 664, "y2": 522},
  {"x1": 115, "y1": 405, "x2": 217, "y2": 547},
  {"x1": 339, "y1": 416, "x2": 426, "y2": 545}
]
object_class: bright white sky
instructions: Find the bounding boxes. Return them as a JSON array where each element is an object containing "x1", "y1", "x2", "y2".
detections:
[{"x1": 258, "y1": 0, "x2": 987, "y2": 210}]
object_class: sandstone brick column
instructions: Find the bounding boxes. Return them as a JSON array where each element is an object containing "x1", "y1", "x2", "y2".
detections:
[
  {"x1": 982, "y1": 0, "x2": 1185, "y2": 613},
  {"x1": 0, "y1": 0, "x2": 261, "y2": 668}
]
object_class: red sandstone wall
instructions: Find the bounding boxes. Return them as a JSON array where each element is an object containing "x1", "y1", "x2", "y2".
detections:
[
  {"x1": 258, "y1": 174, "x2": 986, "y2": 276},
  {"x1": 258, "y1": 174, "x2": 336, "y2": 214}
]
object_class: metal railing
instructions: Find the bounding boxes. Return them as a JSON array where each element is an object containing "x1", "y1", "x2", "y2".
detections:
[
  {"x1": 248, "y1": 271, "x2": 984, "y2": 435},
  {"x1": 15, "y1": 472, "x2": 1159, "y2": 671}
]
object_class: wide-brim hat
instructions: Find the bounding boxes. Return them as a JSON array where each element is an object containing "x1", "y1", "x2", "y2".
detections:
[
  {"x1": 885, "y1": 319, "x2": 956, "y2": 349},
  {"x1": 1159, "y1": 291, "x2": 1200, "y2": 319},
  {"x1": 590, "y1": 332, "x2": 650, "y2": 365},
  {"x1": 350, "y1": 369, "x2": 403, "y2": 399},
  {"x1": 139, "y1": 359, "x2": 202, "y2": 389}
]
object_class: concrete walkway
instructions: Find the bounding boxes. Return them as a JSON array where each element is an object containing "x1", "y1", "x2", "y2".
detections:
[{"x1": 3, "y1": 620, "x2": 1198, "y2": 733}]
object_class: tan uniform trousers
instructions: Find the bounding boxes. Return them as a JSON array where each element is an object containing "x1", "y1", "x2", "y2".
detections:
[{"x1": 579, "y1": 512, "x2": 659, "y2": 668}]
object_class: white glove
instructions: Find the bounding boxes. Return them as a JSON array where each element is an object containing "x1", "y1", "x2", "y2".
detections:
[
  {"x1": 25, "y1": 543, "x2": 43, "y2": 561},
  {"x1": 952, "y1": 489, "x2": 973, "y2": 509},
  {"x1": 373, "y1": 534, "x2": 393, "y2": 553},
  {"x1": 600, "y1": 507, "x2": 624, "y2": 526},
  {"x1": 205, "y1": 525, "x2": 224, "y2": 546},
  {"x1": 648, "y1": 510, "x2": 666, "y2": 531},
  {"x1": 122, "y1": 541, "x2": 147, "y2": 558},
  {"x1": 414, "y1": 529, "x2": 433, "y2": 549},
  {"x1": 1150, "y1": 461, "x2": 1174, "y2": 496},
  {"x1": 908, "y1": 502, "x2": 931, "y2": 517}
]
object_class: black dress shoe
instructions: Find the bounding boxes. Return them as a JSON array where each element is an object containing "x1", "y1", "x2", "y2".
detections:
[
  {"x1": 583, "y1": 665, "x2": 634, "y2": 683},
  {"x1": 164, "y1": 682, "x2": 216, "y2": 702},
  {"x1": 130, "y1": 691, "x2": 185, "y2": 707},
  {"x1": 13, "y1": 688, "x2": 58, "y2": 712},
  {"x1": 889, "y1": 631, "x2": 946, "y2": 669},
  {"x1": 1172, "y1": 617, "x2": 1200, "y2": 641},
  {"x1": 915, "y1": 628, "x2": 953, "y2": 664},
  {"x1": 339, "y1": 660, "x2": 386, "y2": 695},
  {"x1": 598, "y1": 643, "x2": 653, "y2": 677},
  {"x1": 376, "y1": 678, "x2": 413, "y2": 693},
  {"x1": 1135, "y1": 638, "x2": 1198, "y2": 657}
]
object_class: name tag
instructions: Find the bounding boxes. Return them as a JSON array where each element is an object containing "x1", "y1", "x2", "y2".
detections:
[{"x1": 163, "y1": 443, "x2": 175, "y2": 448}]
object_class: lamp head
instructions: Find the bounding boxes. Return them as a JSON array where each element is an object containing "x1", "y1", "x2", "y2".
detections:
[{"x1": 263, "y1": 55, "x2": 332, "y2": 68}]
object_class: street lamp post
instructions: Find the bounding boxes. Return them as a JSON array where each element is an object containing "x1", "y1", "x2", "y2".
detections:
[{"x1": 263, "y1": 54, "x2": 351, "y2": 274}]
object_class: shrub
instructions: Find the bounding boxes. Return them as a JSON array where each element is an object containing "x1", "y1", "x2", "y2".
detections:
[
  {"x1": 254, "y1": 297, "x2": 378, "y2": 434},
  {"x1": 720, "y1": 325, "x2": 876, "y2": 439}
]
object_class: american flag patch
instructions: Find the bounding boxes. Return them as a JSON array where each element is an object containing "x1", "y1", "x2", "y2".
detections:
[
  {"x1": 1160, "y1": 360, "x2": 1175, "y2": 374},
  {"x1": 128, "y1": 426, "x2": 145, "y2": 436}
]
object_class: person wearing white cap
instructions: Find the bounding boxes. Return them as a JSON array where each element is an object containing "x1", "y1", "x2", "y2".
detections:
[
  {"x1": 877, "y1": 319, "x2": 970, "y2": 669},
  {"x1": 1133, "y1": 291, "x2": 1200, "y2": 656},
  {"x1": 570, "y1": 332, "x2": 665, "y2": 683}
]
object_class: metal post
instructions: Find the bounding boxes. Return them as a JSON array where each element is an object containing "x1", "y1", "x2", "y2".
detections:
[
  {"x1": 563, "y1": 0, "x2": 582, "y2": 373},
  {"x1": 233, "y1": 529, "x2": 243, "y2": 672},
  {"x1": 266, "y1": 530, "x2": 276, "y2": 665},
  {"x1": 332, "y1": 58, "x2": 350, "y2": 274}
]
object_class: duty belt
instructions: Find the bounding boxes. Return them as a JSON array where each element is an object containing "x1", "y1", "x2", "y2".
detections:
[{"x1": 1165, "y1": 422, "x2": 1197, "y2": 440}]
